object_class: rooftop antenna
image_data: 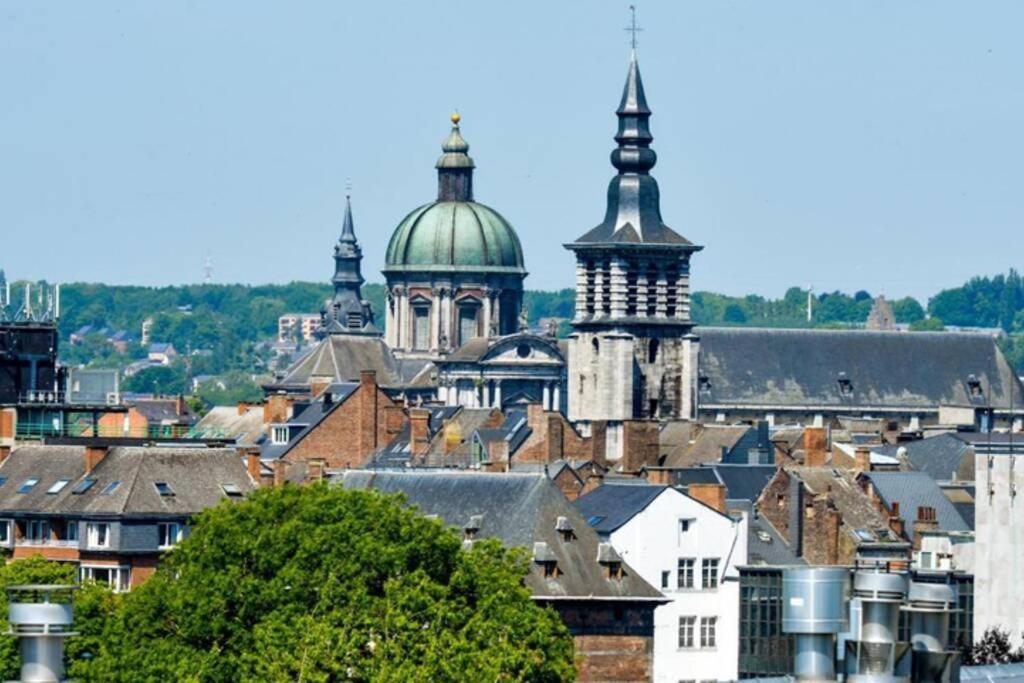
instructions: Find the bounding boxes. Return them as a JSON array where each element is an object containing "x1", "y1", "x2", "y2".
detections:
[
  {"x1": 202, "y1": 252, "x2": 214, "y2": 285},
  {"x1": 807, "y1": 285, "x2": 814, "y2": 323},
  {"x1": 624, "y1": 4, "x2": 643, "y2": 50}
]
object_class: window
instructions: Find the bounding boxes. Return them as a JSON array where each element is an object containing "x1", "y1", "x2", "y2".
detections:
[
  {"x1": 221, "y1": 483, "x2": 243, "y2": 498},
  {"x1": 17, "y1": 478, "x2": 39, "y2": 494},
  {"x1": 606, "y1": 561, "x2": 624, "y2": 580},
  {"x1": 25, "y1": 520, "x2": 48, "y2": 543},
  {"x1": 86, "y1": 522, "x2": 109, "y2": 548},
  {"x1": 80, "y1": 565, "x2": 130, "y2": 592},
  {"x1": 700, "y1": 616, "x2": 718, "y2": 648},
  {"x1": 101, "y1": 481, "x2": 121, "y2": 495},
  {"x1": 72, "y1": 478, "x2": 97, "y2": 494},
  {"x1": 0, "y1": 477, "x2": 7, "y2": 487},
  {"x1": 540, "y1": 561, "x2": 559, "y2": 579},
  {"x1": 413, "y1": 306, "x2": 430, "y2": 350},
  {"x1": 649, "y1": 338, "x2": 659, "y2": 362},
  {"x1": 677, "y1": 558, "x2": 695, "y2": 589},
  {"x1": 661, "y1": 570, "x2": 671, "y2": 589},
  {"x1": 702, "y1": 558, "x2": 720, "y2": 589},
  {"x1": 158, "y1": 522, "x2": 181, "y2": 548},
  {"x1": 458, "y1": 304, "x2": 479, "y2": 346},
  {"x1": 65, "y1": 521, "x2": 78, "y2": 542},
  {"x1": 47, "y1": 479, "x2": 70, "y2": 494},
  {"x1": 0, "y1": 520, "x2": 9, "y2": 544},
  {"x1": 516, "y1": 344, "x2": 531, "y2": 359},
  {"x1": 678, "y1": 616, "x2": 696, "y2": 648},
  {"x1": 154, "y1": 482, "x2": 174, "y2": 497},
  {"x1": 271, "y1": 426, "x2": 289, "y2": 445}
]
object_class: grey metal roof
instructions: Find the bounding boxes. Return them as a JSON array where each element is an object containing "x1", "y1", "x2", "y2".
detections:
[
  {"x1": 714, "y1": 465, "x2": 778, "y2": 503},
  {"x1": 0, "y1": 446, "x2": 255, "y2": 517},
  {"x1": 275, "y1": 335, "x2": 401, "y2": 388},
  {"x1": 698, "y1": 327, "x2": 1023, "y2": 411},
  {"x1": 334, "y1": 471, "x2": 664, "y2": 602},
  {"x1": 573, "y1": 484, "x2": 666, "y2": 535},
  {"x1": 873, "y1": 433, "x2": 972, "y2": 482},
  {"x1": 962, "y1": 662, "x2": 1024, "y2": 680},
  {"x1": 861, "y1": 471, "x2": 970, "y2": 539}
]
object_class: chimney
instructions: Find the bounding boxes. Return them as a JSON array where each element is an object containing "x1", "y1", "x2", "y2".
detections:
[
  {"x1": 488, "y1": 439, "x2": 510, "y2": 468},
  {"x1": 621, "y1": 421, "x2": 659, "y2": 473},
  {"x1": 409, "y1": 409, "x2": 431, "y2": 457},
  {"x1": 826, "y1": 508, "x2": 842, "y2": 565},
  {"x1": 264, "y1": 393, "x2": 293, "y2": 425},
  {"x1": 175, "y1": 394, "x2": 186, "y2": 416},
  {"x1": 272, "y1": 460, "x2": 287, "y2": 487},
  {"x1": 84, "y1": 445, "x2": 108, "y2": 475},
  {"x1": 359, "y1": 370, "x2": 377, "y2": 391},
  {"x1": 688, "y1": 482, "x2": 727, "y2": 514},
  {"x1": 889, "y1": 501, "x2": 905, "y2": 537},
  {"x1": 322, "y1": 390, "x2": 333, "y2": 407},
  {"x1": 245, "y1": 453, "x2": 262, "y2": 483},
  {"x1": 854, "y1": 446, "x2": 871, "y2": 473},
  {"x1": 590, "y1": 421, "x2": 608, "y2": 467},
  {"x1": 546, "y1": 416, "x2": 564, "y2": 463},
  {"x1": 645, "y1": 468, "x2": 672, "y2": 486},
  {"x1": 0, "y1": 408, "x2": 17, "y2": 443},
  {"x1": 237, "y1": 402, "x2": 249, "y2": 416},
  {"x1": 914, "y1": 506, "x2": 939, "y2": 544},
  {"x1": 803, "y1": 427, "x2": 828, "y2": 467},
  {"x1": 0, "y1": 445, "x2": 10, "y2": 464}
]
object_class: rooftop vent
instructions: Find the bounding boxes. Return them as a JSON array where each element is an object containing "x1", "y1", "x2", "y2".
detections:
[
  {"x1": 533, "y1": 542, "x2": 560, "y2": 578},
  {"x1": 555, "y1": 516, "x2": 575, "y2": 542},
  {"x1": 837, "y1": 372, "x2": 854, "y2": 396}
]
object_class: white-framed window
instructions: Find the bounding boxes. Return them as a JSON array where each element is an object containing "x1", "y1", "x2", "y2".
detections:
[
  {"x1": 80, "y1": 565, "x2": 130, "y2": 592},
  {"x1": 271, "y1": 426, "x2": 289, "y2": 445},
  {"x1": 158, "y1": 522, "x2": 182, "y2": 549},
  {"x1": 86, "y1": 522, "x2": 110, "y2": 548},
  {"x1": 0, "y1": 520, "x2": 10, "y2": 544},
  {"x1": 702, "y1": 558, "x2": 720, "y2": 589},
  {"x1": 65, "y1": 521, "x2": 78, "y2": 542},
  {"x1": 47, "y1": 479, "x2": 70, "y2": 494},
  {"x1": 700, "y1": 616, "x2": 718, "y2": 648},
  {"x1": 677, "y1": 558, "x2": 695, "y2": 589},
  {"x1": 678, "y1": 615, "x2": 696, "y2": 648},
  {"x1": 25, "y1": 520, "x2": 48, "y2": 543}
]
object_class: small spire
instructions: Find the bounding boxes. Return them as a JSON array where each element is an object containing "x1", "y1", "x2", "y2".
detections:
[
  {"x1": 436, "y1": 111, "x2": 474, "y2": 201},
  {"x1": 340, "y1": 193, "x2": 356, "y2": 243}
]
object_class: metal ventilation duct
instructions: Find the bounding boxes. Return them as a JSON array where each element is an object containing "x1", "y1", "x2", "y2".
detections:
[
  {"x1": 846, "y1": 569, "x2": 910, "y2": 682},
  {"x1": 5, "y1": 585, "x2": 77, "y2": 683},
  {"x1": 783, "y1": 567, "x2": 850, "y2": 682},
  {"x1": 905, "y1": 579, "x2": 959, "y2": 683}
]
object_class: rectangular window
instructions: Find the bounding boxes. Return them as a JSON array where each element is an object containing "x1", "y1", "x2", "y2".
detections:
[
  {"x1": 72, "y1": 478, "x2": 97, "y2": 494},
  {"x1": 0, "y1": 520, "x2": 10, "y2": 544},
  {"x1": 677, "y1": 558, "x2": 695, "y2": 589},
  {"x1": 700, "y1": 616, "x2": 718, "y2": 648},
  {"x1": 678, "y1": 615, "x2": 696, "y2": 648},
  {"x1": 154, "y1": 482, "x2": 174, "y2": 497},
  {"x1": 101, "y1": 481, "x2": 121, "y2": 495},
  {"x1": 158, "y1": 522, "x2": 181, "y2": 549},
  {"x1": 17, "y1": 478, "x2": 39, "y2": 494},
  {"x1": 86, "y1": 522, "x2": 110, "y2": 548},
  {"x1": 702, "y1": 558, "x2": 720, "y2": 589},
  {"x1": 221, "y1": 483, "x2": 243, "y2": 498},
  {"x1": 458, "y1": 305, "x2": 479, "y2": 346},
  {"x1": 661, "y1": 570, "x2": 670, "y2": 589},
  {"x1": 80, "y1": 565, "x2": 130, "y2": 593},
  {"x1": 413, "y1": 306, "x2": 430, "y2": 350},
  {"x1": 47, "y1": 479, "x2": 70, "y2": 494},
  {"x1": 271, "y1": 426, "x2": 289, "y2": 445},
  {"x1": 25, "y1": 520, "x2": 48, "y2": 543},
  {"x1": 65, "y1": 521, "x2": 78, "y2": 542}
]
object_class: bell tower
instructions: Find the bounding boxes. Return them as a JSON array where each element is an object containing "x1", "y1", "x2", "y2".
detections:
[{"x1": 565, "y1": 49, "x2": 702, "y2": 452}]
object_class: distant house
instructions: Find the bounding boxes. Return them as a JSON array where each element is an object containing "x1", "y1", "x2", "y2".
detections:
[
  {"x1": 0, "y1": 444, "x2": 256, "y2": 590},
  {"x1": 106, "y1": 330, "x2": 135, "y2": 353},
  {"x1": 147, "y1": 343, "x2": 178, "y2": 365},
  {"x1": 67, "y1": 367, "x2": 120, "y2": 405},
  {"x1": 575, "y1": 483, "x2": 748, "y2": 683},
  {"x1": 96, "y1": 397, "x2": 196, "y2": 439},
  {"x1": 335, "y1": 470, "x2": 667, "y2": 682}
]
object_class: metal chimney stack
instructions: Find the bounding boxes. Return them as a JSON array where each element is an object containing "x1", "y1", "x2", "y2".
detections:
[
  {"x1": 783, "y1": 567, "x2": 850, "y2": 682},
  {"x1": 845, "y1": 568, "x2": 910, "y2": 682},
  {"x1": 905, "y1": 578, "x2": 959, "y2": 683},
  {"x1": 5, "y1": 585, "x2": 77, "y2": 683}
]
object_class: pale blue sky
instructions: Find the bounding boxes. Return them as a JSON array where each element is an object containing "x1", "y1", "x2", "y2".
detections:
[{"x1": 1, "y1": 1, "x2": 1021, "y2": 301}]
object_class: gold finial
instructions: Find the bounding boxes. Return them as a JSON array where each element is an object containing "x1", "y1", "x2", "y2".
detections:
[{"x1": 451, "y1": 111, "x2": 461, "y2": 125}]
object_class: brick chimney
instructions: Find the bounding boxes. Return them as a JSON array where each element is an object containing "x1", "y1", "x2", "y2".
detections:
[
  {"x1": 803, "y1": 427, "x2": 828, "y2": 467},
  {"x1": 272, "y1": 460, "x2": 287, "y2": 487},
  {"x1": 590, "y1": 421, "x2": 608, "y2": 467},
  {"x1": 854, "y1": 446, "x2": 872, "y2": 473},
  {"x1": 358, "y1": 371, "x2": 380, "y2": 458},
  {"x1": 645, "y1": 468, "x2": 673, "y2": 486},
  {"x1": 245, "y1": 453, "x2": 262, "y2": 483},
  {"x1": 237, "y1": 402, "x2": 249, "y2": 416},
  {"x1": 175, "y1": 394, "x2": 186, "y2": 416},
  {"x1": 825, "y1": 508, "x2": 842, "y2": 565},
  {"x1": 84, "y1": 445, "x2": 108, "y2": 475},
  {"x1": 0, "y1": 445, "x2": 10, "y2": 464},
  {"x1": 409, "y1": 409, "x2": 431, "y2": 457},
  {"x1": 621, "y1": 421, "x2": 659, "y2": 473},
  {"x1": 546, "y1": 416, "x2": 564, "y2": 463},
  {"x1": 265, "y1": 393, "x2": 293, "y2": 425},
  {"x1": 914, "y1": 506, "x2": 939, "y2": 545},
  {"x1": 0, "y1": 408, "x2": 16, "y2": 444},
  {"x1": 688, "y1": 482, "x2": 727, "y2": 514},
  {"x1": 888, "y1": 501, "x2": 905, "y2": 537}
]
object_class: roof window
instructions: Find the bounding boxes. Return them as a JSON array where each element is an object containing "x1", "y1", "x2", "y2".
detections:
[
  {"x1": 101, "y1": 481, "x2": 121, "y2": 495},
  {"x1": 47, "y1": 480, "x2": 70, "y2": 494},
  {"x1": 967, "y1": 374, "x2": 984, "y2": 398},
  {"x1": 221, "y1": 483, "x2": 243, "y2": 498},
  {"x1": 837, "y1": 372, "x2": 854, "y2": 396},
  {"x1": 0, "y1": 477, "x2": 7, "y2": 488},
  {"x1": 17, "y1": 478, "x2": 39, "y2": 494},
  {"x1": 154, "y1": 482, "x2": 174, "y2": 497},
  {"x1": 72, "y1": 478, "x2": 97, "y2": 494},
  {"x1": 555, "y1": 516, "x2": 575, "y2": 542}
]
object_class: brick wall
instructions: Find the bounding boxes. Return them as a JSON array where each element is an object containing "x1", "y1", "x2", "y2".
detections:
[
  {"x1": 552, "y1": 602, "x2": 655, "y2": 682},
  {"x1": 515, "y1": 404, "x2": 595, "y2": 464},
  {"x1": 758, "y1": 469, "x2": 846, "y2": 565}
]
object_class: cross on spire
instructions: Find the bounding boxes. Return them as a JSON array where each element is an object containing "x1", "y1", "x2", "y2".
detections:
[{"x1": 624, "y1": 5, "x2": 643, "y2": 50}]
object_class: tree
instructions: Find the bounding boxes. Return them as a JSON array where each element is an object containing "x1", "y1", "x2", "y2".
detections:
[
  {"x1": 93, "y1": 485, "x2": 575, "y2": 682},
  {"x1": 962, "y1": 626, "x2": 1024, "y2": 665},
  {"x1": 122, "y1": 364, "x2": 189, "y2": 396},
  {"x1": 910, "y1": 317, "x2": 946, "y2": 332}
]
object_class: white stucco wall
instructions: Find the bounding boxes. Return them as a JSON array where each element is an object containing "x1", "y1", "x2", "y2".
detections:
[
  {"x1": 607, "y1": 489, "x2": 748, "y2": 682},
  {"x1": 974, "y1": 453, "x2": 1024, "y2": 644}
]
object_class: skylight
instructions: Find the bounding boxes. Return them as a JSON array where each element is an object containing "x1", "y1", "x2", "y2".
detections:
[
  {"x1": 154, "y1": 482, "x2": 174, "y2": 497},
  {"x1": 100, "y1": 481, "x2": 121, "y2": 495},
  {"x1": 72, "y1": 478, "x2": 97, "y2": 494},
  {"x1": 17, "y1": 478, "x2": 39, "y2": 494},
  {"x1": 586, "y1": 515, "x2": 605, "y2": 526},
  {"x1": 0, "y1": 477, "x2": 8, "y2": 488},
  {"x1": 47, "y1": 480, "x2": 70, "y2": 494},
  {"x1": 221, "y1": 483, "x2": 243, "y2": 498}
]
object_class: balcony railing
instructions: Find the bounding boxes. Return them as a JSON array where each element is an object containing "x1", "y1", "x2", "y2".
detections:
[
  {"x1": 15, "y1": 421, "x2": 229, "y2": 441},
  {"x1": 15, "y1": 538, "x2": 79, "y2": 549}
]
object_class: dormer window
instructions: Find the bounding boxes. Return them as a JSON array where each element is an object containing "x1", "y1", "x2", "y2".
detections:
[
  {"x1": 271, "y1": 425, "x2": 289, "y2": 445},
  {"x1": 967, "y1": 374, "x2": 984, "y2": 398},
  {"x1": 698, "y1": 376, "x2": 712, "y2": 393},
  {"x1": 463, "y1": 514, "x2": 483, "y2": 541},
  {"x1": 555, "y1": 516, "x2": 575, "y2": 542},
  {"x1": 533, "y1": 542, "x2": 560, "y2": 578},
  {"x1": 837, "y1": 372, "x2": 853, "y2": 396},
  {"x1": 597, "y1": 543, "x2": 625, "y2": 580}
]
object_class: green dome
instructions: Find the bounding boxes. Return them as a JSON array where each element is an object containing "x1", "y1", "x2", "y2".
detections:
[{"x1": 384, "y1": 201, "x2": 526, "y2": 274}]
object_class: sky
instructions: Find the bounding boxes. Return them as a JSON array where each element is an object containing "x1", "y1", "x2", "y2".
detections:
[{"x1": 0, "y1": 1, "x2": 1021, "y2": 303}]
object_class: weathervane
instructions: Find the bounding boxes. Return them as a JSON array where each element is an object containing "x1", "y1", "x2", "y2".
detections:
[
  {"x1": 625, "y1": 5, "x2": 643, "y2": 50},
  {"x1": 345, "y1": 176, "x2": 353, "y2": 199}
]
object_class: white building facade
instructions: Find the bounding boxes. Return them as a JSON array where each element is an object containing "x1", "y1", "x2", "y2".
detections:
[
  {"x1": 974, "y1": 452, "x2": 1024, "y2": 644},
  {"x1": 585, "y1": 486, "x2": 747, "y2": 682}
]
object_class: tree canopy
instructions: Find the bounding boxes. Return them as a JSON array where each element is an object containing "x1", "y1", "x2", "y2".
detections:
[{"x1": 90, "y1": 484, "x2": 575, "y2": 682}]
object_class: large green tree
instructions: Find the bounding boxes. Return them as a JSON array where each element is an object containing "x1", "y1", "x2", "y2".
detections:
[{"x1": 92, "y1": 485, "x2": 575, "y2": 682}]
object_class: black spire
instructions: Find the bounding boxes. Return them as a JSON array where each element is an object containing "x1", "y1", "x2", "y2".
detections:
[
  {"x1": 436, "y1": 112, "x2": 474, "y2": 202},
  {"x1": 318, "y1": 194, "x2": 378, "y2": 337},
  {"x1": 571, "y1": 51, "x2": 694, "y2": 247}
]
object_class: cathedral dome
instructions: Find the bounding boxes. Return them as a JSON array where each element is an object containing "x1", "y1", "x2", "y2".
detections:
[
  {"x1": 385, "y1": 201, "x2": 525, "y2": 273},
  {"x1": 383, "y1": 114, "x2": 526, "y2": 275}
]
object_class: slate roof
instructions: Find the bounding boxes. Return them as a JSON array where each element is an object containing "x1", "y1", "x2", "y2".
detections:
[
  {"x1": 0, "y1": 446, "x2": 255, "y2": 517},
  {"x1": 195, "y1": 406, "x2": 266, "y2": 446},
  {"x1": 873, "y1": 433, "x2": 973, "y2": 482},
  {"x1": 698, "y1": 327, "x2": 1024, "y2": 411},
  {"x1": 733, "y1": 500, "x2": 806, "y2": 567},
  {"x1": 259, "y1": 384, "x2": 359, "y2": 461},
  {"x1": 131, "y1": 398, "x2": 195, "y2": 425},
  {"x1": 275, "y1": 335, "x2": 401, "y2": 388},
  {"x1": 573, "y1": 484, "x2": 666, "y2": 535},
  {"x1": 334, "y1": 471, "x2": 664, "y2": 602},
  {"x1": 715, "y1": 465, "x2": 778, "y2": 503},
  {"x1": 786, "y1": 467, "x2": 895, "y2": 541},
  {"x1": 860, "y1": 471, "x2": 970, "y2": 540}
]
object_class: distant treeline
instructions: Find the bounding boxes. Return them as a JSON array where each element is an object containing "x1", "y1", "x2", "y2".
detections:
[{"x1": 8, "y1": 269, "x2": 1024, "y2": 374}]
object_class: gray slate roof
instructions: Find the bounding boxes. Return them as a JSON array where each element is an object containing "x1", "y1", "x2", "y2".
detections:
[
  {"x1": 698, "y1": 327, "x2": 1023, "y2": 411},
  {"x1": 275, "y1": 335, "x2": 401, "y2": 388},
  {"x1": 873, "y1": 433, "x2": 972, "y2": 482},
  {"x1": 0, "y1": 446, "x2": 255, "y2": 517},
  {"x1": 334, "y1": 471, "x2": 664, "y2": 602},
  {"x1": 715, "y1": 465, "x2": 778, "y2": 503},
  {"x1": 861, "y1": 471, "x2": 970, "y2": 540},
  {"x1": 573, "y1": 484, "x2": 666, "y2": 535}
]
